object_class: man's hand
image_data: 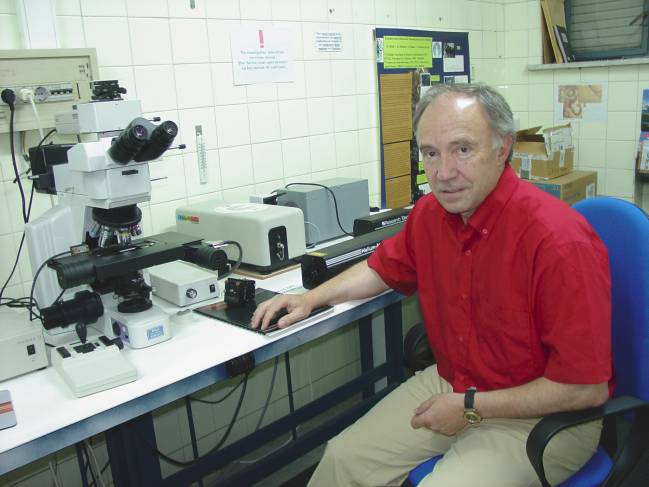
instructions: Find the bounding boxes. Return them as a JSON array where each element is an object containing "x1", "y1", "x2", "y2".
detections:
[
  {"x1": 411, "y1": 393, "x2": 466, "y2": 436},
  {"x1": 251, "y1": 294, "x2": 313, "y2": 331}
]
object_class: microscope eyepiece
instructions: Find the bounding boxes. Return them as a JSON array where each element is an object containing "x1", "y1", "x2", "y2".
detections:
[
  {"x1": 133, "y1": 120, "x2": 178, "y2": 162},
  {"x1": 108, "y1": 118, "x2": 149, "y2": 164},
  {"x1": 160, "y1": 120, "x2": 178, "y2": 137}
]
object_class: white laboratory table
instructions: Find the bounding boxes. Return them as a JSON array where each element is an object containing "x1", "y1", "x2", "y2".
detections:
[{"x1": 0, "y1": 266, "x2": 405, "y2": 485}]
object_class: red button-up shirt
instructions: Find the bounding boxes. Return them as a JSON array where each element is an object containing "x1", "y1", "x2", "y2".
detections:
[{"x1": 368, "y1": 165, "x2": 613, "y2": 393}]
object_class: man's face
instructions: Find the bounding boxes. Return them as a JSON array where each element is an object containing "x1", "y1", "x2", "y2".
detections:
[{"x1": 417, "y1": 93, "x2": 512, "y2": 222}]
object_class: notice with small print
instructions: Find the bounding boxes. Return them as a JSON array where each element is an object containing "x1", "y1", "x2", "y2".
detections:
[
  {"x1": 231, "y1": 27, "x2": 294, "y2": 85},
  {"x1": 442, "y1": 42, "x2": 464, "y2": 72},
  {"x1": 316, "y1": 32, "x2": 343, "y2": 52}
]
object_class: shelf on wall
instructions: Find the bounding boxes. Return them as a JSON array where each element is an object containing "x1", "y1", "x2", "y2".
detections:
[{"x1": 528, "y1": 57, "x2": 649, "y2": 71}]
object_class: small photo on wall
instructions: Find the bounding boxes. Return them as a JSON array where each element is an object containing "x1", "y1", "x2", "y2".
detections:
[
  {"x1": 443, "y1": 42, "x2": 457, "y2": 58},
  {"x1": 641, "y1": 89, "x2": 649, "y2": 132},
  {"x1": 443, "y1": 42, "x2": 464, "y2": 73},
  {"x1": 432, "y1": 41, "x2": 442, "y2": 58}
]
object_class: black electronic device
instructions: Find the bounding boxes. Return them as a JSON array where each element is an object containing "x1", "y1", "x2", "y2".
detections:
[
  {"x1": 40, "y1": 290, "x2": 104, "y2": 330},
  {"x1": 28, "y1": 143, "x2": 74, "y2": 194},
  {"x1": 352, "y1": 207, "x2": 410, "y2": 236},
  {"x1": 301, "y1": 222, "x2": 404, "y2": 289},
  {"x1": 90, "y1": 80, "x2": 127, "y2": 101},
  {"x1": 224, "y1": 278, "x2": 256, "y2": 306},
  {"x1": 195, "y1": 288, "x2": 333, "y2": 335}
]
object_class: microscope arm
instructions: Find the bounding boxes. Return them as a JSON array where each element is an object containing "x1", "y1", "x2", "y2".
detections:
[{"x1": 48, "y1": 231, "x2": 228, "y2": 290}]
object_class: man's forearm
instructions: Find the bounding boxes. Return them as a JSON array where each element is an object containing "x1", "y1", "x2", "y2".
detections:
[
  {"x1": 475, "y1": 377, "x2": 609, "y2": 419},
  {"x1": 305, "y1": 261, "x2": 390, "y2": 309}
]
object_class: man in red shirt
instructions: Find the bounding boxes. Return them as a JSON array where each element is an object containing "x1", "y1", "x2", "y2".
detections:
[{"x1": 252, "y1": 83, "x2": 612, "y2": 486}]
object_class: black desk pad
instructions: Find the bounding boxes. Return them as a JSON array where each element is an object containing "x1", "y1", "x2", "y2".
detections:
[{"x1": 195, "y1": 288, "x2": 333, "y2": 335}]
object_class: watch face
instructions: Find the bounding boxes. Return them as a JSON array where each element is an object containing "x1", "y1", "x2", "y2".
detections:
[{"x1": 464, "y1": 410, "x2": 482, "y2": 424}]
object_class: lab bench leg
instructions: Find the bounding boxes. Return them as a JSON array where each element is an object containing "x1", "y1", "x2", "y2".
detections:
[
  {"x1": 384, "y1": 302, "x2": 405, "y2": 384},
  {"x1": 358, "y1": 315, "x2": 374, "y2": 398},
  {"x1": 105, "y1": 411, "x2": 162, "y2": 487}
]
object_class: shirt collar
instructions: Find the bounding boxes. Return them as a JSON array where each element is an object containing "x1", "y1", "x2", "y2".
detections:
[{"x1": 445, "y1": 164, "x2": 520, "y2": 239}]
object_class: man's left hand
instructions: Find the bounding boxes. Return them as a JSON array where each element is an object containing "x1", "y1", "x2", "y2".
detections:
[{"x1": 411, "y1": 393, "x2": 466, "y2": 436}]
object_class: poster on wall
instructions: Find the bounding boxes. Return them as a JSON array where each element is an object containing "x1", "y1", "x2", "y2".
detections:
[
  {"x1": 231, "y1": 27, "x2": 294, "y2": 85},
  {"x1": 382, "y1": 36, "x2": 432, "y2": 69},
  {"x1": 553, "y1": 83, "x2": 608, "y2": 122},
  {"x1": 375, "y1": 27, "x2": 470, "y2": 208}
]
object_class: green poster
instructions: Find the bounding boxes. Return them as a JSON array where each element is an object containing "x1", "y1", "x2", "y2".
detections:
[{"x1": 383, "y1": 36, "x2": 432, "y2": 68}]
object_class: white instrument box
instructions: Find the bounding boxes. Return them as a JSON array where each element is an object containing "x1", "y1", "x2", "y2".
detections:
[{"x1": 176, "y1": 202, "x2": 306, "y2": 273}]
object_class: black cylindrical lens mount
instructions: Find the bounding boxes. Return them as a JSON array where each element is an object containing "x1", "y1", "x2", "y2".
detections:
[
  {"x1": 193, "y1": 246, "x2": 228, "y2": 271},
  {"x1": 41, "y1": 290, "x2": 104, "y2": 330}
]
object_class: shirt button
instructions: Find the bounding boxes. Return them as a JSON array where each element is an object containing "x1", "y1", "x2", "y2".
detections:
[
  {"x1": 482, "y1": 228, "x2": 488, "y2": 235},
  {"x1": 464, "y1": 249, "x2": 472, "y2": 256},
  {"x1": 461, "y1": 293, "x2": 468, "y2": 300},
  {"x1": 458, "y1": 336, "x2": 464, "y2": 342}
]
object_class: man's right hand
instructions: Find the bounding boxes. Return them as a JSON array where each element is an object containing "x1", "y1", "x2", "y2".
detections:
[
  {"x1": 251, "y1": 261, "x2": 389, "y2": 331},
  {"x1": 251, "y1": 293, "x2": 314, "y2": 331}
]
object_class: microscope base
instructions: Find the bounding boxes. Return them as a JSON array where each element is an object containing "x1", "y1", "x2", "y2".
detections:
[
  {"x1": 51, "y1": 338, "x2": 137, "y2": 398},
  {"x1": 108, "y1": 305, "x2": 171, "y2": 349}
]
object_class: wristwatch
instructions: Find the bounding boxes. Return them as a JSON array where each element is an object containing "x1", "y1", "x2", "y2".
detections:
[{"x1": 463, "y1": 387, "x2": 482, "y2": 424}]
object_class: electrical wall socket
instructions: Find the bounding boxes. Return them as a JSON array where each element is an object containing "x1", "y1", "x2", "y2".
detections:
[{"x1": 0, "y1": 48, "x2": 99, "y2": 133}]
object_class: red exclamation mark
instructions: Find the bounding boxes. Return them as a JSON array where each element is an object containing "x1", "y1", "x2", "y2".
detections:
[{"x1": 259, "y1": 30, "x2": 264, "y2": 48}]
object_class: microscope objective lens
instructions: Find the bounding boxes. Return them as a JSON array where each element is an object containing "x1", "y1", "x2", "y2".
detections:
[{"x1": 88, "y1": 222, "x2": 101, "y2": 238}]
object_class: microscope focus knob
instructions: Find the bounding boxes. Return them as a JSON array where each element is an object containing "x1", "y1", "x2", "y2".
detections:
[{"x1": 186, "y1": 288, "x2": 197, "y2": 299}]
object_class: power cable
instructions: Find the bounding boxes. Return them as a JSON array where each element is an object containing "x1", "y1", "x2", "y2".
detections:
[
  {"x1": 28, "y1": 249, "x2": 71, "y2": 322},
  {"x1": 139, "y1": 371, "x2": 249, "y2": 467},
  {"x1": 284, "y1": 182, "x2": 354, "y2": 240},
  {"x1": 189, "y1": 372, "x2": 246, "y2": 405},
  {"x1": 2, "y1": 89, "x2": 29, "y2": 223},
  {"x1": 0, "y1": 185, "x2": 35, "y2": 307}
]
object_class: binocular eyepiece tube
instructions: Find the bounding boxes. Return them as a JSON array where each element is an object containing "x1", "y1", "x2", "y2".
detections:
[{"x1": 108, "y1": 117, "x2": 179, "y2": 164}]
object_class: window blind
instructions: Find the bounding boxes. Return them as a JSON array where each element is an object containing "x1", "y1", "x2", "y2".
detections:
[{"x1": 567, "y1": 0, "x2": 648, "y2": 58}]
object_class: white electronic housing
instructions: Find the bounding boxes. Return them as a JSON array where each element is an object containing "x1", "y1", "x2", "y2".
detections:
[
  {"x1": 0, "y1": 48, "x2": 99, "y2": 133},
  {"x1": 51, "y1": 340, "x2": 137, "y2": 398},
  {"x1": 0, "y1": 319, "x2": 48, "y2": 382},
  {"x1": 108, "y1": 305, "x2": 171, "y2": 349},
  {"x1": 58, "y1": 137, "x2": 152, "y2": 208},
  {"x1": 148, "y1": 261, "x2": 220, "y2": 307},
  {"x1": 55, "y1": 100, "x2": 143, "y2": 135},
  {"x1": 176, "y1": 202, "x2": 306, "y2": 272}
]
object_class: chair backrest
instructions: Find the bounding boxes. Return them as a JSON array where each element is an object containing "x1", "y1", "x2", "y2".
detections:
[{"x1": 573, "y1": 197, "x2": 649, "y2": 401}]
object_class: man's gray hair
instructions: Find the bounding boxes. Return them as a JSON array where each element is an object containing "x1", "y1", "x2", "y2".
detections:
[{"x1": 413, "y1": 83, "x2": 516, "y2": 155}]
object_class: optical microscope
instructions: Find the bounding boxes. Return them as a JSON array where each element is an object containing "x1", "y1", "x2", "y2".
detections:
[{"x1": 22, "y1": 81, "x2": 227, "y2": 396}]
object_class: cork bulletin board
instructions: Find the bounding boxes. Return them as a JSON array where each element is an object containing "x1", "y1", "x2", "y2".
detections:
[{"x1": 375, "y1": 28, "x2": 470, "y2": 208}]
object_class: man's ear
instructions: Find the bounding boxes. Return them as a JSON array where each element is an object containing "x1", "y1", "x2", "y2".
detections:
[{"x1": 498, "y1": 134, "x2": 513, "y2": 164}]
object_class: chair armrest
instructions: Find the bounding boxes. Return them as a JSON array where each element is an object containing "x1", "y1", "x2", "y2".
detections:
[
  {"x1": 403, "y1": 323, "x2": 435, "y2": 373},
  {"x1": 526, "y1": 396, "x2": 649, "y2": 487}
]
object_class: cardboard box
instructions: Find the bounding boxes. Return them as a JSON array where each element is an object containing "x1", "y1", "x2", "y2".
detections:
[
  {"x1": 511, "y1": 124, "x2": 574, "y2": 180},
  {"x1": 530, "y1": 170, "x2": 597, "y2": 205}
]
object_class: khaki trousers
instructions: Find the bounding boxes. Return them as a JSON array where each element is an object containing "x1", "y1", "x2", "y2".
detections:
[{"x1": 308, "y1": 365, "x2": 602, "y2": 487}]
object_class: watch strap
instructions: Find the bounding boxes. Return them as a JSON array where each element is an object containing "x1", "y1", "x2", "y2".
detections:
[{"x1": 464, "y1": 387, "x2": 477, "y2": 410}]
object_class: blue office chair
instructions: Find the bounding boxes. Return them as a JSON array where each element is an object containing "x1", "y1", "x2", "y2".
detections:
[{"x1": 404, "y1": 197, "x2": 649, "y2": 487}]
